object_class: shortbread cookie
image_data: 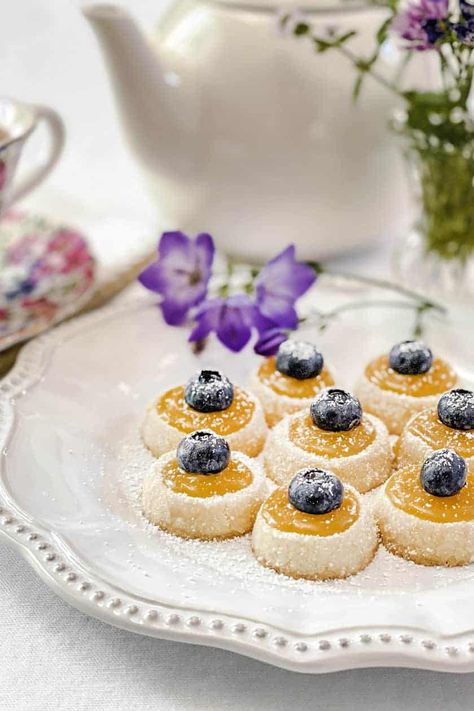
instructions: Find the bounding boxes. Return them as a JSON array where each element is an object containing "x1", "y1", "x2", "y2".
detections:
[
  {"x1": 252, "y1": 468, "x2": 378, "y2": 579},
  {"x1": 376, "y1": 449, "x2": 474, "y2": 566},
  {"x1": 142, "y1": 370, "x2": 267, "y2": 458},
  {"x1": 143, "y1": 431, "x2": 266, "y2": 539},
  {"x1": 398, "y1": 389, "x2": 474, "y2": 472},
  {"x1": 263, "y1": 389, "x2": 392, "y2": 493},
  {"x1": 249, "y1": 340, "x2": 335, "y2": 427},
  {"x1": 355, "y1": 340, "x2": 458, "y2": 435}
]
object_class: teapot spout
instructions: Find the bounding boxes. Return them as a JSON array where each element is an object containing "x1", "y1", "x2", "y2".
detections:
[{"x1": 82, "y1": 3, "x2": 179, "y2": 174}]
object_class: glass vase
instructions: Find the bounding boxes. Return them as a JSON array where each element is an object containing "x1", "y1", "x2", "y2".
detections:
[{"x1": 394, "y1": 142, "x2": 474, "y2": 303}]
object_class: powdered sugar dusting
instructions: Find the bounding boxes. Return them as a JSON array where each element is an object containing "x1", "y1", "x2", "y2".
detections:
[
  {"x1": 7, "y1": 293, "x2": 474, "y2": 640},
  {"x1": 101, "y1": 424, "x2": 474, "y2": 596}
]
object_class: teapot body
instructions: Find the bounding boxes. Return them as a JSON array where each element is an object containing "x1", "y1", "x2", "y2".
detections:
[{"x1": 133, "y1": 1, "x2": 410, "y2": 259}]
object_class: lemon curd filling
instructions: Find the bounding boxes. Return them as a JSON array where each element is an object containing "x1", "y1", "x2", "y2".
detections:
[
  {"x1": 162, "y1": 459, "x2": 253, "y2": 497},
  {"x1": 365, "y1": 355, "x2": 456, "y2": 397},
  {"x1": 289, "y1": 412, "x2": 375, "y2": 458},
  {"x1": 261, "y1": 487, "x2": 359, "y2": 535},
  {"x1": 407, "y1": 410, "x2": 474, "y2": 458},
  {"x1": 258, "y1": 357, "x2": 334, "y2": 398},
  {"x1": 386, "y1": 467, "x2": 474, "y2": 523},
  {"x1": 157, "y1": 385, "x2": 255, "y2": 435}
]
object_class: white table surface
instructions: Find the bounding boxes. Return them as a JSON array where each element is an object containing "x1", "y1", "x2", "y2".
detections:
[{"x1": 2, "y1": 1, "x2": 474, "y2": 709}]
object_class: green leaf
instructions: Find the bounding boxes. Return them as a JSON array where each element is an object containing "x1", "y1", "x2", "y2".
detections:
[
  {"x1": 400, "y1": 88, "x2": 473, "y2": 149},
  {"x1": 352, "y1": 74, "x2": 364, "y2": 101},
  {"x1": 334, "y1": 30, "x2": 357, "y2": 46},
  {"x1": 305, "y1": 260, "x2": 324, "y2": 275},
  {"x1": 376, "y1": 17, "x2": 392, "y2": 46},
  {"x1": 313, "y1": 30, "x2": 356, "y2": 53},
  {"x1": 313, "y1": 38, "x2": 333, "y2": 53},
  {"x1": 355, "y1": 59, "x2": 371, "y2": 72},
  {"x1": 293, "y1": 22, "x2": 309, "y2": 36}
]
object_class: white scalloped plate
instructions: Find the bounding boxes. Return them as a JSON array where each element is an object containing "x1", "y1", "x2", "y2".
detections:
[{"x1": 2, "y1": 281, "x2": 474, "y2": 674}]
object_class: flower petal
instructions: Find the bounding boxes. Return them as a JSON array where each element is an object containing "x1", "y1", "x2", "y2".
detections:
[
  {"x1": 392, "y1": 0, "x2": 449, "y2": 49},
  {"x1": 161, "y1": 297, "x2": 193, "y2": 326},
  {"x1": 217, "y1": 307, "x2": 252, "y2": 352},
  {"x1": 189, "y1": 298, "x2": 223, "y2": 341},
  {"x1": 157, "y1": 232, "x2": 197, "y2": 286},
  {"x1": 195, "y1": 233, "x2": 215, "y2": 271},
  {"x1": 256, "y1": 296, "x2": 298, "y2": 329},
  {"x1": 258, "y1": 245, "x2": 315, "y2": 300},
  {"x1": 140, "y1": 231, "x2": 215, "y2": 322},
  {"x1": 138, "y1": 262, "x2": 165, "y2": 293},
  {"x1": 255, "y1": 244, "x2": 315, "y2": 326},
  {"x1": 194, "y1": 296, "x2": 224, "y2": 321},
  {"x1": 224, "y1": 294, "x2": 257, "y2": 325},
  {"x1": 254, "y1": 327, "x2": 287, "y2": 356},
  {"x1": 461, "y1": 0, "x2": 474, "y2": 20},
  {"x1": 190, "y1": 294, "x2": 256, "y2": 352},
  {"x1": 158, "y1": 231, "x2": 192, "y2": 259}
]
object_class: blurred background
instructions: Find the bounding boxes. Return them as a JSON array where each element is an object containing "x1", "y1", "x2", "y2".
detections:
[
  {"x1": 0, "y1": 0, "x2": 411, "y2": 278},
  {"x1": 0, "y1": 0, "x2": 161, "y2": 276}
]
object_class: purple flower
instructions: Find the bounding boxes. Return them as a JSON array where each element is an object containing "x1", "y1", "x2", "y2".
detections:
[
  {"x1": 254, "y1": 326, "x2": 288, "y2": 356},
  {"x1": 255, "y1": 245, "x2": 316, "y2": 330},
  {"x1": 455, "y1": 20, "x2": 474, "y2": 45},
  {"x1": 461, "y1": 0, "x2": 474, "y2": 21},
  {"x1": 456, "y1": 1, "x2": 474, "y2": 46},
  {"x1": 138, "y1": 231, "x2": 214, "y2": 325},
  {"x1": 392, "y1": 0, "x2": 449, "y2": 50},
  {"x1": 189, "y1": 294, "x2": 258, "y2": 352}
]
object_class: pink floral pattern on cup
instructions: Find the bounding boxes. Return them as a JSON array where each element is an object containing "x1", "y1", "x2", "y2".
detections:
[
  {"x1": 0, "y1": 159, "x2": 7, "y2": 191},
  {"x1": 0, "y1": 211, "x2": 95, "y2": 349}
]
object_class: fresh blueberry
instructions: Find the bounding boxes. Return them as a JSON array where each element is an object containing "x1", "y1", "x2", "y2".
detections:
[
  {"x1": 288, "y1": 468, "x2": 344, "y2": 515},
  {"x1": 177, "y1": 430, "x2": 230, "y2": 474},
  {"x1": 184, "y1": 370, "x2": 234, "y2": 412},
  {"x1": 438, "y1": 389, "x2": 474, "y2": 431},
  {"x1": 388, "y1": 340, "x2": 433, "y2": 375},
  {"x1": 276, "y1": 340, "x2": 324, "y2": 380},
  {"x1": 310, "y1": 388, "x2": 362, "y2": 432},
  {"x1": 420, "y1": 449, "x2": 467, "y2": 497}
]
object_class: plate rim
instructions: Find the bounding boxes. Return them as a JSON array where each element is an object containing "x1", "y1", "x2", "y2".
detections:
[{"x1": 2, "y1": 294, "x2": 474, "y2": 674}]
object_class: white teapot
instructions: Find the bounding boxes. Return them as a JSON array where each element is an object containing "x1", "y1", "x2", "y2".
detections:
[{"x1": 83, "y1": 2, "x2": 410, "y2": 261}]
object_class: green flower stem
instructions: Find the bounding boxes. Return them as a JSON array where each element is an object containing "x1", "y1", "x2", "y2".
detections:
[
  {"x1": 414, "y1": 148, "x2": 474, "y2": 260},
  {"x1": 218, "y1": 260, "x2": 234, "y2": 296},
  {"x1": 307, "y1": 298, "x2": 424, "y2": 319},
  {"x1": 308, "y1": 263, "x2": 447, "y2": 315},
  {"x1": 334, "y1": 41, "x2": 401, "y2": 99},
  {"x1": 288, "y1": 14, "x2": 474, "y2": 261},
  {"x1": 221, "y1": 257, "x2": 446, "y2": 316},
  {"x1": 300, "y1": 298, "x2": 435, "y2": 338},
  {"x1": 440, "y1": 45, "x2": 459, "y2": 85}
]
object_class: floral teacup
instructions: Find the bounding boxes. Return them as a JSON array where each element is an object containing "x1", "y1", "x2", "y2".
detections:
[
  {"x1": 0, "y1": 98, "x2": 64, "y2": 216},
  {"x1": 0, "y1": 211, "x2": 95, "y2": 351}
]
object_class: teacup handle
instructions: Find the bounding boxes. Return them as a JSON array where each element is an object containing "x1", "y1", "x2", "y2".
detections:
[{"x1": 9, "y1": 104, "x2": 65, "y2": 204}]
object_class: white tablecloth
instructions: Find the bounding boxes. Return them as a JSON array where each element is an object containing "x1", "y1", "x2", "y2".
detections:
[
  {"x1": 2, "y1": 1, "x2": 474, "y2": 708},
  {"x1": 3, "y1": 541, "x2": 474, "y2": 710}
]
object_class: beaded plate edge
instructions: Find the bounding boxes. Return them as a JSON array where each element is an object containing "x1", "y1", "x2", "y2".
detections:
[{"x1": 1, "y1": 297, "x2": 474, "y2": 674}]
